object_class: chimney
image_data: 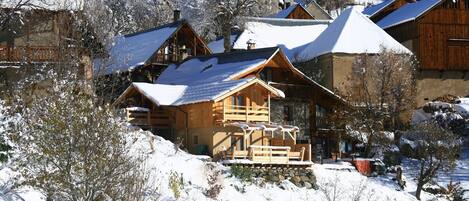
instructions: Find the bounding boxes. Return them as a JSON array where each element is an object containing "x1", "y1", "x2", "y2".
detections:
[
  {"x1": 173, "y1": 10, "x2": 181, "y2": 22},
  {"x1": 247, "y1": 39, "x2": 256, "y2": 50}
]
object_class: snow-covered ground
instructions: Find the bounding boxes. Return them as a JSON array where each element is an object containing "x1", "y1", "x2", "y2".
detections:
[
  {"x1": 402, "y1": 143, "x2": 469, "y2": 199},
  {"x1": 1, "y1": 129, "x2": 443, "y2": 200}
]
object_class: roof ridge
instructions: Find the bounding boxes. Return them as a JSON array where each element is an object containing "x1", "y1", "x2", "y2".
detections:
[
  {"x1": 176, "y1": 47, "x2": 280, "y2": 63},
  {"x1": 123, "y1": 20, "x2": 186, "y2": 38}
]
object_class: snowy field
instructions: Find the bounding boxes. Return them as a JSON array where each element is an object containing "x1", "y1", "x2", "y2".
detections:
[{"x1": 1, "y1": 129, "x2": 445, "y2": 201}]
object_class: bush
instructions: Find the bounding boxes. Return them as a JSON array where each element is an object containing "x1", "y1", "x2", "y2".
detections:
[
  {"x1": 230, "y1": 165, "x2": 253, "y2": 183},
  {"x1": 204, "y1": 163, "x2": 222, "y2": 199},
  {"x1": 9, "y1": 71, "x2": 148, "y2": 200},
  {"x1": 446, "y1": 181, "x2": 467, "y2": 201},
  {"x1": 169, "y1": 171, "x2": 183, "y2": 199}
]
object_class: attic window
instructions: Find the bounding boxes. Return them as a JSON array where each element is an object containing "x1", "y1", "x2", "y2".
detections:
[{"x1": 200, "y1": 64, "x2": 213, "y2": 72}]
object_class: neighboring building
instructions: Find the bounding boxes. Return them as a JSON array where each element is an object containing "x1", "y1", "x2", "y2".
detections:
[
  {"x1": 114, "y1": 47, "x2": 344, "y2": 160},
  {"x1": 272, "y1": 2, "x2": 316, "y2": 19},
  {"x1": 0, "y1": 7, "x2": 96, "y2": 94},
  {"x1": 208, "y1": 17, "x2": 331, "y2": 58},
  {"x1": 362, "y1": 0, "x2": 412, "y2": 22},
  {"x1": 375, "y1": 0, "x2": 469, "y2": 106},
  {"x1": 295, "y1": 7, "x2": 411, "y2": 93},
  {"x1": 296, "y1": 0, "x2": 333, "y2": 20},
  {"x1": 94, "y1": 15, "x2": 211, "y2": 101}
]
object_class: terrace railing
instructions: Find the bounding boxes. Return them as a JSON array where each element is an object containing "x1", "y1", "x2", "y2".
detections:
[{"x1": 215, "y1": 104, "x2": 270, "y2": 123}]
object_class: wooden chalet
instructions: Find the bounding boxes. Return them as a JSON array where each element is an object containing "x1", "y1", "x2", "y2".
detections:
[
  {"x1": 0, "y1": 7, "x2": 96, "y2": 94},
  {"x1": 95, "y1": 18, "x2": 211, "y2": 83},
  {"x1": 114, "y1": 47, "x2": 344, "y2": 164},
  {"x1": 374, "y1": 0, "x2": 469, "y2": 105},
  {"x1": 272, "y1": 2, "x2": 316, "y2": 19},
  {"x1": 295, "y1": 0, "x2": 333, "y2": 20}
]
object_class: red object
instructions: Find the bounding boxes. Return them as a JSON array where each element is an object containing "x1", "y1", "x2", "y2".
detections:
[{"x1": 353, "y1": 159, "x2": 372, "y2": 176}]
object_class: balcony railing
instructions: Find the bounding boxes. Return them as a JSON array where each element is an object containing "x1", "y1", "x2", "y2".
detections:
[
  {"x1": 215, "y1": 105, "x2": 270, "y2": 123},
  {"x1": 0, "y1": 46, "x2": 83, "y2": 62},
  {"x1": 125, "y1": 107, "x2": 171, "y2": 128}
]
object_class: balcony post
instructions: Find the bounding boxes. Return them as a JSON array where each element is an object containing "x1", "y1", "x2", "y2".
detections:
[
  {"x1": 268, "y1": 94, "x2": 271, "y2": 123},
  {"x1": 245, "y1": 105, "x2": 248, "y2": 122},
  {"x1": 222, "y1": 102, "x2": 226, "y2": 123}
]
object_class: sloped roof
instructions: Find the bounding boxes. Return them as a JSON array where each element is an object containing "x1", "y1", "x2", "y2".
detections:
[
  {"x1": 95, "y1": 21, "x2": 184, "y2": 75},
  {"x1": 156, "y1": 47, "x2": 280, "y2": 85},
  {"x1": 270, "y1": 3, "x2": 314, "y2": 19},
  {"x1": 232, "y1": 19, "x2": 329, "y2": 63},
  {"x1": 272, "y1": 3, "x2": 299, "y2": 18},
  {"x1": 157, "y1": 47, "x2": 343, "y2": 102},
  {"x1": 362, "y1": 0, "x2": 396, "y2": 17},
  {"x1": 376, "y1": 0, "x2": 441, "y2": 29},
  {"x1": 116, "y1": 78, "x2": 283, "y2": 106},
  {"x1": 297, "y1": 7, "x2": 412, "y2": 61},
  {"x1": 207, "y1": 33, "x2": 241, "y2": 54}
]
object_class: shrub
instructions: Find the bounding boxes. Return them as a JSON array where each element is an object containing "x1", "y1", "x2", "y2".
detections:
[
  {"x1": 169, "y1": 171, "x2": 183, "y2": 199},
  {"x1": 230, "y1": 165, "x2": 253, "y2": 183}
]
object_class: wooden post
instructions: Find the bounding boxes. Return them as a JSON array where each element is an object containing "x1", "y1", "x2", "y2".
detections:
[
  {"x1": 269, "y1": 147, "x2": 272, "y2": 162},
  {"x1": 222, "y1": 102, "x2": 226, "y2": 123},
  {"x1": 268, "y1": 94, "x2": 271, "y2": 123},
  {"x1": 245, "y1": 105, "x2": 248, "y2": 122}
]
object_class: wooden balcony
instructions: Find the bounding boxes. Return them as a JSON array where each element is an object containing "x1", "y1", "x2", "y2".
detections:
[
  {"x1": 221, "y1": 144, "x2": 313, "y2": 166},
  {"x1": 0, "y1": 46, "x2": 82, "y2": 63},
  {"x1": 125, "y1": 107, "x2": 171, "y2": 128},
  {"x1": 215, "y1": 105, "x2": 270, "y2": 123}
]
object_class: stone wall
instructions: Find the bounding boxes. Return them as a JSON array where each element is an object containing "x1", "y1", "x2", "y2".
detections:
[
  {"x1": 233, "y1": 165, "x2": 317, "y2": 189},
  {"x1": 415, "y1": 70, "x2": 469, "y2": 106}
]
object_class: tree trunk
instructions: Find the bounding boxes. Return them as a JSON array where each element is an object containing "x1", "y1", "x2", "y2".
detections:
[
  {"x1": 415, "y1": 182, "x2": 423, "y2": 200},
  {"x1": 222, "y1": 24, "x2": 231, "y2": 52}
]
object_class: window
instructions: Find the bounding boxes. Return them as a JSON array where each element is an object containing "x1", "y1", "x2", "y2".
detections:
[
  {"x1": 193, "y1": 136, "x2": 199, "y2": 145},
  {"x1": 316, "y1": 105, "x2": 327, "y2": 128},
  {"x1": 465, "y1": 0, "x2": 469, "y2": 9},
  {"x1": 260, "y1": 68, "x2": 273, "y2": 82},
  {"x1": 231, "y1": 95, "x2": 245, "y2": 106},
  {"x1": 283, "y1": 105, "x2": 293, "y2": 122},
  {"x1": 231, "y1": 136, "x2": 244, "y2": 150}
]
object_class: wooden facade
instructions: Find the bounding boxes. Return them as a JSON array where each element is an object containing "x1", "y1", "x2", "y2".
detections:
[
  {"x1": 115, "y1": 48, "x2": 344, "y2": 162},
  {"x1": 368, "y1": 0, "x2": 410, "y2": 22},
  {"x1": 384, "y1": 0, "x2": 469, "y2": 71},
  {"x1": 0, "y1": 9, "x2": 93, "y2": 61},
  {"x1": 285, "y1": 5, "x2": 315, "y2": 19},
  {"x1": 149, "y1": 22, "x2": 211, "y2": 66}
]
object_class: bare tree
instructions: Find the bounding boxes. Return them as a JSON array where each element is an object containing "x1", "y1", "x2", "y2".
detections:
[
  {"x1": 8, "y1": 70, "x2": 148, "y2": 201},
  {"x1": 316, "y1": 0, "x2": 351, "y2": 16},
  {"x1": 330, "y1": 48, "x2": 417, "y2": 157},
  {"x1": 206, "y1": 0, "x2": 260, "y2": 52},
  {"x1": 404, "y1": 121, "x2": 459, "y2": 200},
  {"x1": 0, "y1": 0, "x2": 31, "y2": 31}
]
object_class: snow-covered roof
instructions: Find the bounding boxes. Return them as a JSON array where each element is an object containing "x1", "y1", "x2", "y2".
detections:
[
  {"x1": 157, "y1": 47, "x2": 342, "y2": 103},
  {"x1": 95, "y1": 21, "x2": 184, "y2": 75},
  {"x1": 232, "y1": 20, "x2": 329, "y2": 63},
  {"x1": 362, "y1": 0, "x2": 396, "y2": 17},
  {"x1": 271, "y1": 3, "x2": 298, "y2": 18},
  {"x1": 129, "y1": 83, "x2": 187, "y2": 106},
  {"x1": 297, "y1": 7, "x2": 412, "y2": 61},
  {"x1": 207, "y1": 34, "x2": 241, "y2": 54},
  {"x1": 376, "y1": 0, "x2": 442, "y2": 29},
  {"x1": 157, "y1": 47, "x2": 280, "y2": 85},
  {"x1": 118, "y1": 78, "x2": 283, "y2": 106}
]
